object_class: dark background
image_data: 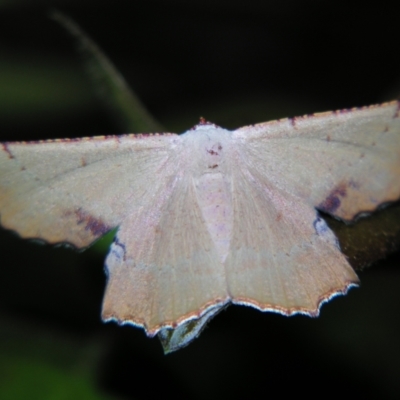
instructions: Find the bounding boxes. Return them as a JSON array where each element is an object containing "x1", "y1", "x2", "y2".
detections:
[{"x1": 1, "y1": 1, "x2": 400, "y2": 399}]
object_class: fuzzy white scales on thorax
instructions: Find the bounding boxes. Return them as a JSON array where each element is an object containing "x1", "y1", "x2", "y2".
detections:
[{"x1": 184, "y1": 124, "x2": 234, "y2": 263}]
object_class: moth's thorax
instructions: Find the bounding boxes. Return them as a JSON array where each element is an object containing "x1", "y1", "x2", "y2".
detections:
[
  {"x1": 183, "y1": 124, "x2": 234, "y2": 263},
  {"x1": 182, "y1": 124, "x2": 232, "y2": 174}
]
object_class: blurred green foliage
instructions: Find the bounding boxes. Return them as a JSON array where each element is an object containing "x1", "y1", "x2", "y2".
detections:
[{"x1": 0, "y1": 318, "x2": 113, "y2": 400}]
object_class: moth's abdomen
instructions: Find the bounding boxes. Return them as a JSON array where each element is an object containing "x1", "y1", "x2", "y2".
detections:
[{"x1": 194, "y1": 172, "x2": 233, "y2": 263}]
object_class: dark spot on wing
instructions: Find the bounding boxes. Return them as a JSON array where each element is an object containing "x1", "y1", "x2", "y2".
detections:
[
  {"x1": 349, "y1": 179, "x2": 360, "y2": 189},
  {"x1": 1, "y1": 143, "x2": 15, "y2": 159},
  {"x1": 394, "y1": 101, "x2": 400, "y2": 118},
  {"x1": 318, "y1": 183, "x2": 347, "y2": 214},
  {"x1": 70, "y1": 208, "x2": 111, "y2": 237}
]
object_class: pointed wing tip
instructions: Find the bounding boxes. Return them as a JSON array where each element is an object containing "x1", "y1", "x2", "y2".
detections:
[
  {"x1": 317, "y1": 180, "x2": 400, "y2": 223},
  {"x1": 0, "y1": 204, "x2": 116, "y2": 249},
  {"x1": 232, "y1": 280, "x2": 359, "y2": 317}
]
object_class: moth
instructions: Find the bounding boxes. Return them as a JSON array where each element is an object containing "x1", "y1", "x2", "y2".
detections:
[{"x1": 1, "y1": 101, "x2": 399, "y2": 352}]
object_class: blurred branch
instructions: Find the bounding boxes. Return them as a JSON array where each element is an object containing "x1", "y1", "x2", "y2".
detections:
[{"x1": 50, "y1": 10, "x2": 163, "y2": 133}]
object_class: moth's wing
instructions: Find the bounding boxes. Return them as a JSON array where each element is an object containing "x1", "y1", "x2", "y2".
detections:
[
  {"x1": 225, "y1": 163, "x2": 358, "y2": 315},
  {"x1": 158, "y1": 304, "x2": 226, "y2": 353},
  {"x1": 0, "y1": 134, "x2": 178, "y2": 247},
  {"x1": 234, "y1": 101, "x2": 400, "y2": 221},
  {"x1": 102, "y1": 169, "x2": 228, "y2": 338}
]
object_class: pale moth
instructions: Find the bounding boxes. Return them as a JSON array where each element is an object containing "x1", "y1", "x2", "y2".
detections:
[{"x1": 1, "y1": 101, "x2": 399, "y2": 352}]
